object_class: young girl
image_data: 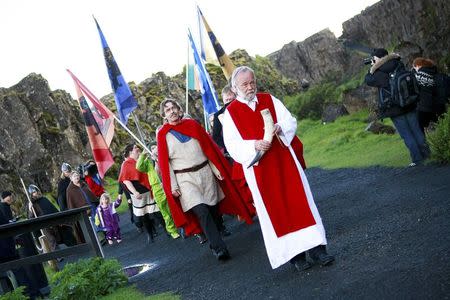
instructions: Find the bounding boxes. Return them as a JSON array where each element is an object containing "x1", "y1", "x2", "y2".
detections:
[{"x1": 95, "y1": 193, "x2": 122, "y2": 244}]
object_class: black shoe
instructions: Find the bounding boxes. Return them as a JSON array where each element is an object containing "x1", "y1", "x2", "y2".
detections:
[
  {"x1": 212, "y1": 248, "x2": 230, "y2": 261},
  {"x1": 311, "y1": 253, "x2": 335, "y2": 266},
  {"x1": 293, "y1": 259, "x2": 312, "y2": 271}
]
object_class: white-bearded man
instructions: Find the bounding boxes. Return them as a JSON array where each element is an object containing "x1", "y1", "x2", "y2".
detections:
[{"x1": 222, "y1": 66, "x2": 334, "y2": 272}]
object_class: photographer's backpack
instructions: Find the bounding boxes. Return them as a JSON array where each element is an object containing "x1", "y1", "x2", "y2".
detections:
[
  {"x1": 388, "y1": 63, "x2": 420, "y2": 107},
  {"x1": 435, "y1": 73, "x2": 450, "y2": 104}
]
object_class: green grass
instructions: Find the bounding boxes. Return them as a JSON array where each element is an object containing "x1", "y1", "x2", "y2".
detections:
[
  {"x1": 100, "y1": 286, "x2": 180, "y2": 300},
  {"x1": 298, "y1": 110, "x2": 410, "y2": 169}
]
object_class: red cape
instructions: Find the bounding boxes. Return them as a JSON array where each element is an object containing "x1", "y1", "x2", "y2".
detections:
[{"x1": 157, "y1": 119, "x2": 255, "y2": 236}]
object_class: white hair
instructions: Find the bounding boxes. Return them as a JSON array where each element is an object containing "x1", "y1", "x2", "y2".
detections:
[{"x1": 230, "y1": 66, "x2": 255, "y2": 89}]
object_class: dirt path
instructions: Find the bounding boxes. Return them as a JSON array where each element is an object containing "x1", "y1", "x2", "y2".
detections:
[{"x1": 103, "y1": 164, "x2": 450, "y2": 299}]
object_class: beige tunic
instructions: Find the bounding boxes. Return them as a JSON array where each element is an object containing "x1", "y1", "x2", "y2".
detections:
[{"x1": 166, "y1": 132, "x2": 224, "y2": 212}]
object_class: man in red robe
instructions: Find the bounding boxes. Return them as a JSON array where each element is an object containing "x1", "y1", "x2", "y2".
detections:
[
  {"x1": 157, "y1": 99, "x2": 254, "y2": 261},
  {"x1": 222, "y1": 66, "x2": 334, "y2": 271}
]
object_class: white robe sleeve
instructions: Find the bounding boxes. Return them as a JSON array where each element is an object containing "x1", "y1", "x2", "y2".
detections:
[
  {"x1": 271, "y1": 95, "x2": 297, "y2": 146},
  {"x1": 222, "y1": 110, "x2": 257, "y2": 166}
]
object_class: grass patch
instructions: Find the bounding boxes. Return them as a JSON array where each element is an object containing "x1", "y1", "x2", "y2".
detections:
[
  {"x1": 298, "y1": 110, "x2": 410, "y2": 169},
  {"x1": 100, "y1": 287, "x2": 180, "y2": 300}
]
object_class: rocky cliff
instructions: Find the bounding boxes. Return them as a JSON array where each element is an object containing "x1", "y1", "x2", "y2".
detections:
[{"x1": 0, "y1": 74, "x2": 90, "y2": 200}]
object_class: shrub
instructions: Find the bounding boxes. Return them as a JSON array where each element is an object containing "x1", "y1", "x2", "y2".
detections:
[
  {"x1": 0, "y1": 286, "x2": 28, "y2": 300},
  {"x1": 49, "y1": 257, "x2": 127, "y2": 300},
  {"x1": 285, "y1": 82, "x2": 339, "y2": 120},
  {"x1": 427, "y1": 110, "x2": 450, "y2": 163}
]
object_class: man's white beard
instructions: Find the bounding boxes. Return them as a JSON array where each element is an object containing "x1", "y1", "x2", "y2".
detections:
[{"x1": 236, "y1": 87, "x2": 256, "y2": 101}]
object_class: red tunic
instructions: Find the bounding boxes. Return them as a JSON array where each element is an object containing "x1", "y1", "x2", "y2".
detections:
[
  {"x1": 157, "y1": 118, "x2": 255, "y2": 236},
  {"x1": 118, "y1": 157, "x2": 152, "y2": 195},
  {"x1": 226, "y1": 93, "x2": 315, "y2": 237}
]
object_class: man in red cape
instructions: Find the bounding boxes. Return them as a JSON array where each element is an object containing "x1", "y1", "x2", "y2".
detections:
[{"x1": 157, "y1": 99, "x2": 254, "y2": 260}]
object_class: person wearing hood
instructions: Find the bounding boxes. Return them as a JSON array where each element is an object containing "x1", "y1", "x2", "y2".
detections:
[
  {"x1": 365, "y1": 48, "x2": 429, "y2": 167},
  {"x1": 57, "y1": 162, "x2": 72, "y2": 211},
  {"x1": 28, "y1": 184, "x2": 59, "y2": 252},
  {"x1": 412, "y1": 57, "x2": 447, "y2": 132}
]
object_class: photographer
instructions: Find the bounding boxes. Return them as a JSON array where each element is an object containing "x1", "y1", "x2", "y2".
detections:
[
  {"x1": 365, "y1": 48, "x2": 429, "y2": 167},
  {"x1": 83, "y1": 160, "x2": 105, "y2": 199}
]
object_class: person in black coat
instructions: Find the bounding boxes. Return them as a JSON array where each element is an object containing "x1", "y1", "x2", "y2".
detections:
[
  {"x1": 0, "y1": 191, "x2": 16, "y2": 262},
  {"x1": 57, "y1": 162, "x2": 72, "y2": 211},
  {"x1": 28, "y1": 184, "x2": 59, "y2": 252},
  {"x1": 211, "y1": 84, "x2": 236, "y2": 158},
  {"x1": 365, "y1": 48, "x2": 429, "y2": 166},
  {"x1": 412, "y1": 57, "x2": 447, "y2": 132}
]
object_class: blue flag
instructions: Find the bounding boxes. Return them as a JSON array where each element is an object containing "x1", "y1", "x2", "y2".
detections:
[
  {"x1": 188, "y1": 29, "x2": 220, "y2": 115},
  {"x1": 94, "y1": 18, "x2": 138, "y2": 125}
]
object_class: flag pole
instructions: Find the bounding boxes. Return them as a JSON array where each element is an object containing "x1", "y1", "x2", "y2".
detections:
[
  {"x1": 113, "y1": 114, "x2": 151, "y2": 153},
  {"x1": 131, "y1": 111, "x2": 147, "y2": 143},
  {"x1": 185, "y1": 37, "x2": 189, "y2": 114}
]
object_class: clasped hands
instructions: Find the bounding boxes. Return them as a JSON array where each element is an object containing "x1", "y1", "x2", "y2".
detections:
[{"x1": 254, "y1": 124, "x2": 281, "y2": 151}]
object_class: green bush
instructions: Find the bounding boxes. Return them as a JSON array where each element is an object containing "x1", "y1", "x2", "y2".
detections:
[
  {"x1": 284, "y1": 70, "x2": 366, "y2": 120},
  {"x1": 427, "y1": 110, "x2": 450, "y2": 164},
  {"x1": 50, "y1": 257, "x2": 127, "y2": 300},
  {"x1": 0, "y1": 287, "x2": 28, "y2": 300},
  {"x1": 285, "y1": 82, "x2": 340, "y2": 120}
]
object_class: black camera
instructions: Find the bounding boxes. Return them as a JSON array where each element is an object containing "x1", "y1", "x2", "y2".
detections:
[{"x1": 363, "y1": 57, "x2": 374, "y2": 65}]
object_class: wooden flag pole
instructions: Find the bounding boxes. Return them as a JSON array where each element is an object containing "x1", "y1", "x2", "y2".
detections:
[{"x1": 112, "y1": 114, "x2": 151, "y2": 153}]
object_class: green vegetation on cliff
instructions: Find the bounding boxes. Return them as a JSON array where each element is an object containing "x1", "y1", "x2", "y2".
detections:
[{"x1": 285, "y1": 70, "x2": 366, "y2": 120}]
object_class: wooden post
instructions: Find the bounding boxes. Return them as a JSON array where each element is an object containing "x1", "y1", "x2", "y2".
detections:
[{"x1": 39, "y1": 235, "x2": 59, "y2": 271}]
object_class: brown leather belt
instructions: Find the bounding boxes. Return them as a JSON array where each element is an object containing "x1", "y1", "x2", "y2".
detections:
[{"x1": 173, "y1": 160, "x2": 208, "y2": 174}]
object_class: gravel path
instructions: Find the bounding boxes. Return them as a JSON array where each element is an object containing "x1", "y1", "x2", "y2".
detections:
[{"x1": 103, "y1": 164, "x2": 450, "y2": 299}]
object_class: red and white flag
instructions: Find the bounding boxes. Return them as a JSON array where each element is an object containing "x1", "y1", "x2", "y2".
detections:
[{"x1": 67, "y1": 69, "x2": 115, "y2": 178}]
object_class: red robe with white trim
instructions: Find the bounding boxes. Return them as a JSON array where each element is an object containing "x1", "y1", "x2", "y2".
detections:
[
  {"x1": 226, "y1": 93, "x2": 315, "y2": 237},
  {"x1": 157, "y1": 118, "x2": 255, "y2": 236}
]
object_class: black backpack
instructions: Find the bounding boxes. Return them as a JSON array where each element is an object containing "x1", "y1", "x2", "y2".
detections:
[
  {"x1": 434, "y1": 73, "x2": 450, "y2": 104},
  {"x1": 388, "y1": 64, "x2": 420, "y2": 107}
]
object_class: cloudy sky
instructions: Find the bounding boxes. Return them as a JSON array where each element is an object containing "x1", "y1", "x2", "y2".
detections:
[{"x1": 0, "y1": 0, "x2": 378, "y2": 98}]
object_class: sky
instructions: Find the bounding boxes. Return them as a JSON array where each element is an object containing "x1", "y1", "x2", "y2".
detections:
[{"x1": 0, "y1": 0, "x2": 379, "y2": 98}]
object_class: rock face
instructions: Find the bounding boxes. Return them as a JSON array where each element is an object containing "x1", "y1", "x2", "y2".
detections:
[
  {"x1": 322, "y1": 104, "x2": 349, "y2": 123},
  {"x1": 342, "y1": 85, "x2": 378, "y2": 114},
  {"x1": 268, "y1": 29, "x2": 348, "y2": 86},
  {"x1": 0, "y1": 74, "x2": 90, "y2": 200}
]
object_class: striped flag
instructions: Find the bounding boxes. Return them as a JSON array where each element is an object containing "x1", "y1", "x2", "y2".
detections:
[
  {"x1": 197, "y1": 6, "x2": 236, "y2": 80},
  {"x1": 94, "y1": 17, "x2": 138, "y2": 125},
  {"x1": 188, "y1": 29, "x2": 220, "y2": 115},
  {"x1": 67, "y1": 70, "x2": 115, "y2": 178}
]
